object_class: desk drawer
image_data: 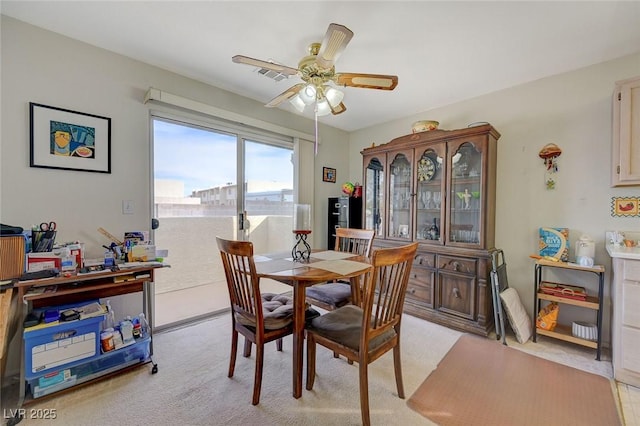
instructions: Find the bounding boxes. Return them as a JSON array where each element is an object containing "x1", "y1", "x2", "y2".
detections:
[
  {"x1": 414, "y1": 252, "x2": 435, "y2": 268},
  {"x1": 406, "y1": 266, "x2": 433, "y2": 306},
  {"x1": 436, "y1": 271, "x2": 476, "y2": 319},
  {"x1": 438, "y1": 255, "x2": 476, "y2": 275}
]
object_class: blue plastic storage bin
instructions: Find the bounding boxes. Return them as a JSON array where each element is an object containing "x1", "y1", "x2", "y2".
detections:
[
  {"x1": 28, "y1": 335, "x2": 151, "y2": 399},
  {"x1": 24, "y1": 315, "x2": 105, "y2": 380}
]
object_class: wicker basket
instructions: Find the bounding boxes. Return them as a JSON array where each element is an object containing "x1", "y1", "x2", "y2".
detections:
[
  {"x1": 572, "y1": 321, "x2": 598, "y2": 341},
  {"x1": 0, "y1": 235, "x2": 26, "y2": 280}
]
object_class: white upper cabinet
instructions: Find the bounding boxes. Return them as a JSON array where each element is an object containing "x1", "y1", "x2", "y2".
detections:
[{"x1": 612, "y1": 76, "x2": 640, "y2": 186}]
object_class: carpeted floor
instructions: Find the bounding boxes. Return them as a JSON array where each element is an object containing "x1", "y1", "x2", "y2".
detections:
[
  {"x1": 4, "y1": 313, "x2": 620, "y2": 426},
  {"x1": 407, "y1": 334, "x2": 622, "y2": 426}
]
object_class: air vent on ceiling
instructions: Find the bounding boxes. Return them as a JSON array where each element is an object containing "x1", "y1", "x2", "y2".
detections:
[{"x1": 256, "y1": 61, "x2": 289, "y2": 82}]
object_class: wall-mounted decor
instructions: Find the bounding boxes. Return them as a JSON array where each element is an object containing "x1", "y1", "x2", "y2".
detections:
[
  {"x1": 323, "y1": 167, "x2": 336, "y2": 183},
  {"x1": 30, "y1": 102, "x2": 111, "y2": 173},
  {"x1": 538, "y1": 143, "x2": 562, "y2": 190},
  {"x1": 611, "y1": 197, "x2": 639, "y2": 217}
]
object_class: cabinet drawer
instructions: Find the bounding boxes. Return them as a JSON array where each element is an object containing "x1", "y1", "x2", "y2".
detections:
[
  {"x1": 436, "y1": 271, "x2": 476, "y2": 319},
  {"x1": 407, "y1": 266, "x2": 433, "y2": 306},
  {"x1": 623, "y1": 259, "x2": 640, "y2": 282},
  {"x1": 623, "y1": 280, "x2": 640, "y2": 326},
  {"x1": 438, "y1": 255, "x2": 477, "y2": 275},
  {"x1": 621, "y1": 326, "x2": 640, "y2": 372},
  {"x1": 414, "y1": 252, "x2": 435, "y2": 268}
]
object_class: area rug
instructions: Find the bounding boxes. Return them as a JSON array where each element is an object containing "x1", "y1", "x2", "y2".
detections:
[{"x1": 407, "y1": 334, "x2": 622, "y2": 426}]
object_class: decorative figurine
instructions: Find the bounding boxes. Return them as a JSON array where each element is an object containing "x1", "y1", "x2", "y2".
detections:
[{"x1": 462, "y1": 188, "x2": 472, "y2": 209}]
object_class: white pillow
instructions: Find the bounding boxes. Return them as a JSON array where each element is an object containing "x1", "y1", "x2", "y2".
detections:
[{"x1": 499, "y1": 287, "x2": 532, "y2": 344}]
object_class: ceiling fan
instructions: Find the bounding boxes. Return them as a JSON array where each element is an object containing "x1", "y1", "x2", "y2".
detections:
[{"x1": 232, "y1": 23, "x2": 398, "y2": 117}]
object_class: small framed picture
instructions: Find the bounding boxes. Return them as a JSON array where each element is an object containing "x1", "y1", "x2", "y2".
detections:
[
  {"x1": 612, "y1": 197, "x2": 639, "y2": 217},
  {"x1": 30, "y1": 102, "x2": 111, "y2": 173},
  {"x1": 323, "y1": 167, "x2": 336, "y2": 183},
  {"x1": 398, "y1": 224, "x2": 409, "y2": 238}
]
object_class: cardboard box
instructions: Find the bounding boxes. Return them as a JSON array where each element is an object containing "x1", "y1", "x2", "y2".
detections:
[
  {"x1": 130, "y1": 245, "x2": 156, "y2": 262},
  {"x1": 124, "y1": 231, "x2": 148, "y2": 244},
  {"x1": 539, "y1": 227, "x2": 569, "y2": 262},
  {"x1": 66, "y1": 243, "x2": 84, "y2": 269},
  {"x1": 52, "y1": 243, "x2": 84, "y2": 270},
  {"x1": 27, "y1": 252, "x2": 61, "y2": 272}
]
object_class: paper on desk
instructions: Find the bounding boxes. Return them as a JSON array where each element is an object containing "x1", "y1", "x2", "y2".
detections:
[
  {"x1": 308, "y1": 260, "x2": 371, "y2": 276},
  {"x1": 310, "y1": 251, "x2": 357, "y2": 261},
  {"x1": 119, "y1": 261, "x2": 165, "y2": 269},
  {"x1": 77, "y1": 302, "x2": 106, "y2": 319}
]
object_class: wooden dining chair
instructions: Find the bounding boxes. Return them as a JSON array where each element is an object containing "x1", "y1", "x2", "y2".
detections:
[
  {"x1": 305, "y1": 227, "x2": 375, "y2": 311},
  {"x1": 305, "y1": 242, "x2": 418, "y2": 426},
  {"x1": 216, "y1": 236, "x2": 294, "y2": 405}
]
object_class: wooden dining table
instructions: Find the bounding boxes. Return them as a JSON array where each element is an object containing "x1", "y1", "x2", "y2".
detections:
[{"x1": 254, "y1": 250, "x2": 373, "y2": 399}]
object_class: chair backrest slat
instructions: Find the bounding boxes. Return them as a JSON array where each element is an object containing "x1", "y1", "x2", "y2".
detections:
[
  {"x1": 335, "y1": 228, "x2": 375, "y2": 257},
  {"x1": 217, "y1": 237, "x2": 263, "y2": 323},
  {"x1": 363, "y1": 243, "x2": 418, "y2": 335}
]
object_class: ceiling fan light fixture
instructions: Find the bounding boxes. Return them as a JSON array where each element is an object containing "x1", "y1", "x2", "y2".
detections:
[
  {"x1": 299, "y1": 84, "x2": 317, "y2": 105},
  {"x1": 315, "y1": 99, "x2": 332, "y2": 116},
  {"x1": 324, "y1": 86, "x2": 344, "y2": 108},
  {"x1": 289, "y1": 95, "x2": 306, "y2": 112}
]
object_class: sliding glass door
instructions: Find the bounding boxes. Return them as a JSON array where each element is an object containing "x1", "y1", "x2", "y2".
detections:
[{"x1": 151, "y1": 115, "x2": 294, "y2": 328}]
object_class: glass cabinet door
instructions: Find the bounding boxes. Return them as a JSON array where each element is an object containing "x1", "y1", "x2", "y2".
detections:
[
  {"x1": 388, "y1": 151, "x2": 412, "y2": 240},
  {"x1": 448, "y1": 139, "x2": 483, "y2": 246},
  {"x1": 364, "y1": 156, "x2": 385, "y2": 238},
  {"x1": 415, "y1": 145, "x2": 445, "y2": 243}
]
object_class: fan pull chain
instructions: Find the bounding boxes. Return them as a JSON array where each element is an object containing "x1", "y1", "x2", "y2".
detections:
[{"x1": 314, "y1": 105, "x2": 319, "y2": 155}]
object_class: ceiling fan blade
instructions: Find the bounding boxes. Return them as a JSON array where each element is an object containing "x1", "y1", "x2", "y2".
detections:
[
  {"x1": 336, "y1": 73, "x2": 398, "y2": 90},
  {"x1": 330, "y1": 102, "x2": 347, "y2": 115},
  {"x1": 315, "y1": 23, "x2": 354, "y2": 69},
  {"x1": 232, "y1": 55, "x2": 299, "y2": 76},
  {"x1": 265, "y1": 83, "x2": 306, "y2": 107}
]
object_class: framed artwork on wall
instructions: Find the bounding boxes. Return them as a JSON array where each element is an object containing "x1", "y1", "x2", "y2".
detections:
[
  {"x1": 30, "y1": 102, "x2": 112, "y2": 173},
  {"x1": 323, "y1": 167, "x2": 336, "y2": 183},
  {"x1": 611, "y1": 197, "x2": 639, "y2": 217}
]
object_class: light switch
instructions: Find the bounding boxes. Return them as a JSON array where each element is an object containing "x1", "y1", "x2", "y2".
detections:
[{"x1": 122, "y1": 200, "x2": 134, "y2": 215}]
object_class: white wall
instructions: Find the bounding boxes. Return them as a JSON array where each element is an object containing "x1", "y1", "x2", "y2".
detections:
[
  {"x1": 0, "y1": 16, "x2": 350, "y2": 256},
  {"x1": 0, "y1": 16, "x2": 352, "y2": 377},
  {"x1": 3, "y1": 14, "x2": 639, "y2": 359},
  {"x1": 348, "y1": 52, "x2": 640, "y2": 341}
]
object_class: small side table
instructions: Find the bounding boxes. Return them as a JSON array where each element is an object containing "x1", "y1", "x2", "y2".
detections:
[{"x1": 533, "y1": 259, "x2": 605, "y2": 360}]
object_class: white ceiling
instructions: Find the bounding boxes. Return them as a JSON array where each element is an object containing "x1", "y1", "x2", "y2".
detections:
[{"x1": 2, "y1": 1, "x2": 640, "y2": 132}]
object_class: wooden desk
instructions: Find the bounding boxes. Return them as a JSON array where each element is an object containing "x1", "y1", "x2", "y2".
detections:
[
  {"x1": 1, "y1": 287, "x2": 21, "y2": 383},
  {"x1": 255, "y1": 251, "x2": 372, "y2": 398},
  {"x1": 11, "y1": 264, "x2": 165, "y2": 411}
]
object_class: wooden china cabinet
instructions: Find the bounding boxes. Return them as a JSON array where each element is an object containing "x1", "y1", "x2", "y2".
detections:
[{"x1": 361, "y1": 124, "x2": 500, "y2": 336}]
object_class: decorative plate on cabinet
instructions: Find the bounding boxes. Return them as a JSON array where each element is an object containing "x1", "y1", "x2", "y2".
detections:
[{"x1": 418, "y1": 156, "x2": 436, "y2": 181}]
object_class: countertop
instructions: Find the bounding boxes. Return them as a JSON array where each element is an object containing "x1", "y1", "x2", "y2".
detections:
[{"x1": 606, "y1": 244, "x2": 640, "y2": 260}]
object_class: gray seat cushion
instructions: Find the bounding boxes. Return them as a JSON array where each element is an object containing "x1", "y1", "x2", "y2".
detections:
[
  {"x1": 306, "y1": 305, "x2": 396, "y2": 351},
  {"x1": 305, "y1": 282, "x2": 352, "y2": 307},
  {"x1": 235, "y1": 293, "x2": 294, "y2": 330}
]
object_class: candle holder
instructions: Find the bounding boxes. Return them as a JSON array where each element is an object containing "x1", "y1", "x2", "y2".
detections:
[
  {"x1": 292, "y1": 204, "x2": 312, "y2": 262},
  {"x1": 292, "y1": 230, "x2": 312, "y2": 261}
]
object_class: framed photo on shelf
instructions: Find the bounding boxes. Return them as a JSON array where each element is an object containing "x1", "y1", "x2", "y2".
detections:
[
  {"x1": 398, "y1": 224, "x2": 409, "y2": 238},
  {"x1": 30, "y1": 102, "x2": 112, "y2": 174},
  {"x1": 323, "y1": 167, "x2": 336, "y2": 183}
]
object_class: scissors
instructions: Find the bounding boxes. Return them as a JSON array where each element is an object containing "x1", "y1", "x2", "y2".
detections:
[{"x1": 39, "y1": 221, "x2": 57, "y2": 232}]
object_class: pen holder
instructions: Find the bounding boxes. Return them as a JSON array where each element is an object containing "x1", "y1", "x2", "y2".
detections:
[{"x1": 32, "y1": 230, "x2": 56, "y2": 252}]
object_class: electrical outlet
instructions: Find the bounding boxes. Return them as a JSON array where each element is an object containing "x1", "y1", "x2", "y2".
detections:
[{"x1": 122, "y1": 200, "x2": 134, "y2": 215}]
